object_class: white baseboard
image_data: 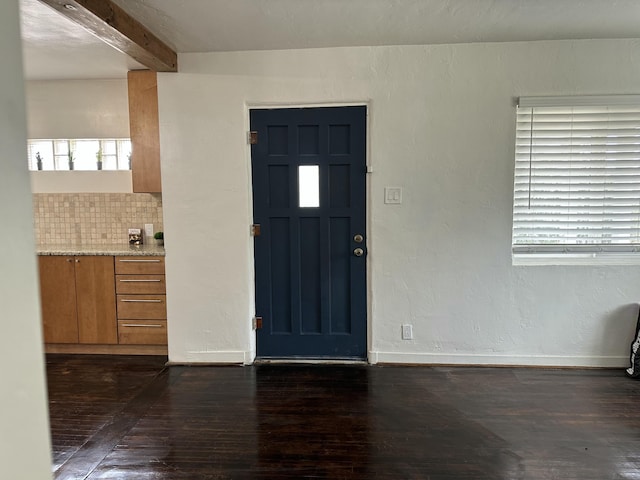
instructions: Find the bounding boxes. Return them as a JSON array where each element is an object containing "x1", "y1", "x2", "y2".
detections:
[
  {"x1": 369, "y1": 351, "x2": 629, "y2": 368},
  {"x1": 167, "y1": 350, "x2": 249, "y2": 365},
  {"x1": 167, "y1": 350, "x2": 628, "y2": 368}
]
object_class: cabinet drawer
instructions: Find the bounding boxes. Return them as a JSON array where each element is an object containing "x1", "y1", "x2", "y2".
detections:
[
  {"x1": 117, "y1": 294, "x2": 166, "y2": 319},
  {"x1": 118, "y1": 320, "x2": 167, "y2": 345},
  {"x1": 115, "y1": 256, "x2": 165, "y2": 275},
  {"x1": 116, "y1": 275, "x2": 166, "y2": 294}
]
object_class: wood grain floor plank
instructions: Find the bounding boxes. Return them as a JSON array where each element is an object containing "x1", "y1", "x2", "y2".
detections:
[{"x1": 45, "y1": 356, "x2": 640, "y2": 479}]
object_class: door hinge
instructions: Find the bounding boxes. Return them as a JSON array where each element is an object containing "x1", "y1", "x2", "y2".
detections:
[
  {"x1": 250, "y1": 224, "x2": 261, "y2": 236},
  {"x1": 253, "y1": 316, "x2": 263, "y2": 329},
  {"x1": 249, "y1": 131, "x2": 258, "y2": 145}
]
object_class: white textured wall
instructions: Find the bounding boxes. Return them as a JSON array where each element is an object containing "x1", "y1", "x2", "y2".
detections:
[
  {"x1": 26, "y1": 79, "x2": 130, "y2": 139},
  {"x1": 31, "y1": 171, "x2": 133, "y2": 193},
  {"x1": 0, "y1": 1, "x2": 53, "y2": 478},
  {"x1": 25, "y1": 79, "x2": 133, "y2": 193},
  {"x1": 159, "y1": 39, "x2": 640, "y2": 366},
  {"x1": 26, "y1": 79, "x2": 132, "y2": 193}
]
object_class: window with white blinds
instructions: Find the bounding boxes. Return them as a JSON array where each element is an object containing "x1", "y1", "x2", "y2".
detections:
[{"x1": 512, "y1": 95, "x2": 640, "y2": 258}]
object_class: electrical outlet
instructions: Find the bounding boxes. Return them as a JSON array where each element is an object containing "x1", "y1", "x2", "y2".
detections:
[
  {"x1": 384, "y1": 187, "x2": 403, "y2": 204},
  {"x1": 402, "y1": 324, "x2": 413, "y2": 340}
]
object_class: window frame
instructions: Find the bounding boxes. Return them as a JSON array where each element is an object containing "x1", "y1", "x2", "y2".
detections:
[
  {"x1": 28, "y1": 138, "x2": 132, "y2": 172},
  {"x1": 512, "y1": 95, "x2": 640, "y2": 265}
]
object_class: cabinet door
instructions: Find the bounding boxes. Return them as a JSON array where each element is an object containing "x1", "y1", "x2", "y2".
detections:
[
  {"x1": 118, "y1": 320, "x2": 168, "y2": 345},
  {"x1": 117, "y1": 294, "x2": 167, "y2": 319},
  {"x1": 128, "y1": 70, "x2": 162, "y2": 193},
  {"x1": 115, "y1": 256, "x2": 165, "y2": 274},
  {"x1": 116, "y1": 274, "x2": 166, "y2": 294},
  {"x1": 75, "y1": 256, "x2": 117, "y2": 344},
  {"x1": 38, "y1": 256, "x2": 78, "y2": 343}
]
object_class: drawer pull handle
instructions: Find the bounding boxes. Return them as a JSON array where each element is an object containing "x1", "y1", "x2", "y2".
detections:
[
  {"x1": 121, "y1": 323, "x2": 164, "y2": 328},
  {"x1": 119, "y1": 259, "x2": 161, "y2": 263},
  {"x1": 118, "y1": 279, "x2": 162, "y2": 283},
  {"x1": 121, "y1": 299, "x2": 163, "y2": 303}
]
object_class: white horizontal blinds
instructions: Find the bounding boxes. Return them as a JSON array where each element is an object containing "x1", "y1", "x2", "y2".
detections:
[{"x1": 513, "y1": 97, "x2": 640, "y2": 253}]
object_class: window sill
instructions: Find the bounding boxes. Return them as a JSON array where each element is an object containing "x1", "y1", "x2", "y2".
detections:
[{"x1": 513, "y1": 253, "x2": 640, "y2": 266}]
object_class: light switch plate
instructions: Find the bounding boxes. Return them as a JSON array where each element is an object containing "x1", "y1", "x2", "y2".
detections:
[
  {"x1": 384, "y1": 187, "x2": 402, "y2": 204},
  {"x1": 144, "y1": 223, "x2": 154, "y2": 239},
  {"x1": 402, "y1": 324, "x2": 413, "y2": 340}
]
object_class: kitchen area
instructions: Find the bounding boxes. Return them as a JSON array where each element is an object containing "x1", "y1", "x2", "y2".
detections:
[{"x1": 31, "y1": 71, "x2": 169, "y2": 356}]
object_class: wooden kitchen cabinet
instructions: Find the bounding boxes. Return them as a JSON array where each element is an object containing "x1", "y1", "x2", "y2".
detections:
[
  {"x1": 118, "y1": 320, "x2": 168, "y2": 345},
  {"x1": 115, "y1": 256, "x2": 167, "y2": 345},
  {"x1": 38, "y1": 256, "x2": 117, "y2": 345},
  {"x1": 39, "y1": 256, "x2": 78, "y2": 343},
  {"x1": 114, "y1": 255, "x2": 165, "y2": 275},
  {"x1": 128, "y1": 70, "x2": 162, "y2": 193},
  {"x1": 75, "y1": 256, "x2": 118, "y2": 344}
]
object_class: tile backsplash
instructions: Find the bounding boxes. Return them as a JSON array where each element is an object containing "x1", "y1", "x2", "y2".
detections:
[{"x1": 33, "y1": 193, "x2": 163, "y2": 246}]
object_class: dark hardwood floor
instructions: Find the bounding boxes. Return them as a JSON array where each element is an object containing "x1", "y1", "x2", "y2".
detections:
[{"x1": 46, "y1": 355, "x2": 640, "y2": 479}]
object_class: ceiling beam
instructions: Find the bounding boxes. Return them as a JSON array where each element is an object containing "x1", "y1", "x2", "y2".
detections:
[{"x1": 37, "y1": 0, "x2": 177, "y2": 72}]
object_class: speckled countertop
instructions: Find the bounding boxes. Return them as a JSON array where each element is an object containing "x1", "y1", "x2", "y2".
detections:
[{"x1": 37, "y1": 244, "x2": 166, "y2": 256}]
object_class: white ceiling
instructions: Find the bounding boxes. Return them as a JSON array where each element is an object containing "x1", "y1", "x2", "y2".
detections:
[
  {"x1": 20, "y1": 0, "x2": 144, "y2": 80},
  {"x1": 20, "y1": 0, "x2": 640, "y2": 80}
]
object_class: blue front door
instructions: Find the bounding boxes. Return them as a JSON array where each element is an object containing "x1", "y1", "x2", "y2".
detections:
[{"x1": 251, "y1": 106, "x2": 367, "y2": 359}]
